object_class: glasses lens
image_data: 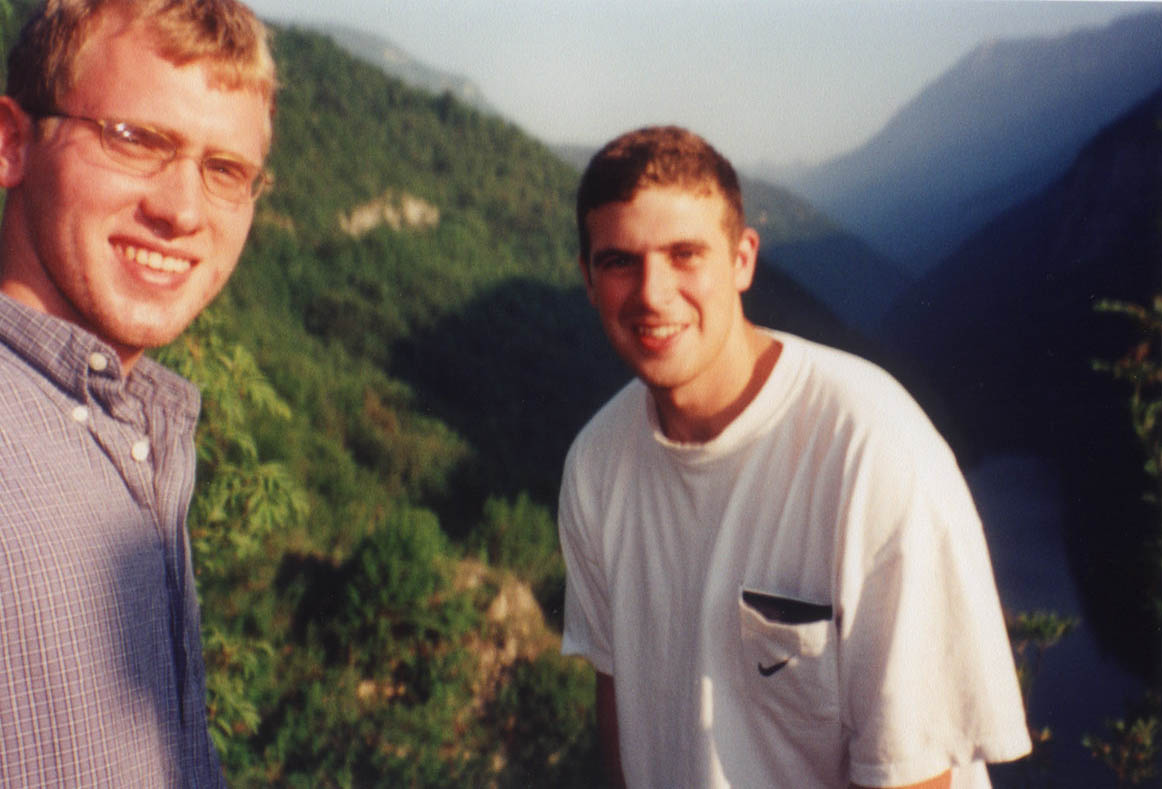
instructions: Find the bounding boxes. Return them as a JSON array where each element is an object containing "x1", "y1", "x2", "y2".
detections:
[
  {"x1": 100, "y1": 121, "x2": 175, "y2": 172},
  {"x1": 88, "y1": 116, "x2": 266, "y2": 203},
  {"x1": 202, "y1": 155, "x2": 265, "y2": 203}
]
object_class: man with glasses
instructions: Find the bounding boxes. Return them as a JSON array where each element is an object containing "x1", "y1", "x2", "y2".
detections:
[{"x1": 0, "y1": 0, "x2": 275, "y2": 784}]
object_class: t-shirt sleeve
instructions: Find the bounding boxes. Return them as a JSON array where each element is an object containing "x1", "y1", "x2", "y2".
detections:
[
  {"x1": 838, "y1": 425, "x2": 1032, "y2": 787},
  {"x1": 558, "y1": 443, "x2": 615, "y2": 675}
]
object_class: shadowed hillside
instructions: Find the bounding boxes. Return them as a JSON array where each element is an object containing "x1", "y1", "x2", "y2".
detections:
[{"x1": 884, "y1": 83, "x2": 1162, "y2": 680}]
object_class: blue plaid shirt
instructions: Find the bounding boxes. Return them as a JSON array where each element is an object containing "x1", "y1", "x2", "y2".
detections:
[{"x1": 0, "y1": 294, "x2": 224, "y2": 787}]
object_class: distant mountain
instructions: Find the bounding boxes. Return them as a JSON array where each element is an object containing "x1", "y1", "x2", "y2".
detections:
[
  {"x1": 742, "y1": 177, "x2": 910, "y2": 332},
  {"x1": 743, "y1": 251, "x2": 911, "y2": 383},
  {"x1": 784, "y1": 10, "x2": 1162, "y2": 273},
  {"x1": 882, "y1": 82, "x2": 1162, "y2": 451},
  {"x1": 882, "y1": 84, "x2": 1162, "y2": 679},
  {"x1": 549, "y1": 143, "x2": 595, "y2": 173},
  {"x1": 305, "y1": 23, "x2": 497, "y2": 116},
  {"x1": 551, "y1": 144, "x2": 910, "y2": 331}
]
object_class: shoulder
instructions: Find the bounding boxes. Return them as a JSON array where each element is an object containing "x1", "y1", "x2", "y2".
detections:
[
  {"x1": 786, "y1": 336, "x2": 980, "y2": 539},
  {"x1": 560, "y1": 379, "x2": 649, "y2": 518},
  {"x1": 132, "y1": 355, "x2": 202, "y2": 421},
  {"x1": 0, "y1": 336, "x2": 34, "y2": 385},
  {"x1": 0, "y1": 335, "x2": 57, "y2": 422},
  {"x1": 565, "y1": 379, "x2": 647, "y2": 469},
  {"x1": 765, "y1": 332, "x2": 965, "y2": 512},
  {"x1": 780, "y1": 332, "x2": 914, "y2": 407}
]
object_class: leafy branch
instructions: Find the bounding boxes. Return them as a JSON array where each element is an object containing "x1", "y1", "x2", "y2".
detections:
[
  {"x1": 1093, "y1": 295, "x2": 1162, "y2": 505},
  {"x1": 155, "y1": 309, "x2": 309, "y2": 762},
  {"x1": 1085, "y1": 295, "x2": 1162, "y2": 785}
]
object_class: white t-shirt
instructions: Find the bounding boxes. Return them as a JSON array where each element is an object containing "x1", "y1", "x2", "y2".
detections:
[{"x1": 559, "y1": 331, "x2": 1031, "y2": 788}]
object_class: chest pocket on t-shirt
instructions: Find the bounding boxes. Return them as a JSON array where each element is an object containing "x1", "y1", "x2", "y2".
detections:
[{"x1": 738, "y1": 588, "x2": 840, "y2": 724}]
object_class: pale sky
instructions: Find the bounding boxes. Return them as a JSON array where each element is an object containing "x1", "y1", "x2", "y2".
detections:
[{"x1": 244, "y1": 0, "x2": 1155, "y2": 170}]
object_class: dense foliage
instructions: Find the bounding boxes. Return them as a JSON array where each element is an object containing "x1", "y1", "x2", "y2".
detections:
[
  {"x1": 1082, "y1": 295, "x2": 1162, "y2": 787},
  {"x1": 157, "y1": 25, "x2": 621, "y2": 785}
]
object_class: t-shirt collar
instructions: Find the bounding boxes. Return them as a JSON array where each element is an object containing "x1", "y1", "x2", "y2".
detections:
[{"x1": 647, "y1": 329, "x2": 804, "y2": 462}]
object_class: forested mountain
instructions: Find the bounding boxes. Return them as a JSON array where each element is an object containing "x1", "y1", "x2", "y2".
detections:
[
  {"x1": 307, "y1": 23, "x2": 497, "y2": 117},
  {"x1": 212, "y1": 29, "x2": 623, "y2": 781},
  {"x1": 221, "y1": 26, "x2": 901, "y2": 784},
  {"x1": 0, "y1": 9, "x2": 868, "y2": 783},
  {"x1": 249, "y1": 27, "x2": 884, "y2": 525},
  {"x1": 882, "y1": 83, "x2": 1162, "y2": 679},
  {"x1": 784, "y1": 10, "x2": 1162, "y2": 272}
]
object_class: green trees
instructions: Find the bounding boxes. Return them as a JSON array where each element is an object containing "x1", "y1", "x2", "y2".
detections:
[
  {"x1": 1093, "y1": 296, "x2": 1162, "y2": 529},
  {"x1": 1084, "y1": 702, "x2": 1160, "y2": 787},
  {"x1": 471, "y1": 492, "x2": 567, "y2": 621},
  {"x1": 1091, "y1": 295, "x2": 1162, "y2": 664},
  {"x1": 155, "y1": 312, "x2": 309, "y2": 766},
  {"x1": 152, "y1": 298, "x2": 602, "y2": 784},
  {"x1": 1006, "y1": 610, "x2": 1078, "y2": 776},
  {"x1": 1083, "y1": 295, "x2": 1162, "y2": 786},
  {"x1": 130, "y1": 21, "x2": 611, "y2": 785},
  {"x1": 0, "y1": 0, "x2": 12, "y2": 43}
]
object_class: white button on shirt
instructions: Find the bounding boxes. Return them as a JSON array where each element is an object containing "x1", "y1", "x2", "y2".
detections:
[
  {"x1": 88, "y1": 352, "x2": 109, "y2": 372},
  {"x1": 71, "y1": 406, "x2": 89, "y2": 423},
  {"x1": 131, "y1": 440, "x2": 150, "y2": 462},
  {"x1": 0, "y1": 290, "x2": 225, "y2": 787}
]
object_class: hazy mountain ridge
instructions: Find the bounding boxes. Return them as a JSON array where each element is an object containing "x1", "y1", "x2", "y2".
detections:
[
  {"x1": 882, "y1": 82, "x2": 1162, "y2": 679},
  {"x1": 883, "y1": 80, "x2": 1162, "y2": 455},
  {"x1": 306, "y1": 22, "x2": 497, "y2": 116},
  {"x1": 745, "y1": 176, "x2": 911, "y2": 331},
  {"x1": 783, "y1": 9, "x2": 1162, "y2": 272}
]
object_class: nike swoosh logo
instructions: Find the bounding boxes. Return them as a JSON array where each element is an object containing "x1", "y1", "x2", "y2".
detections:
[{"x1": 758, "y1": 659, "x2": 790, "y2": 677}]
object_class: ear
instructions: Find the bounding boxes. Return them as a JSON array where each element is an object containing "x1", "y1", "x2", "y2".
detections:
[
  {"x1": 732, "y1": 227, "x2": 760, "y2": 293},
  {"x1": 578, "y1": 255, "x2": 597, "y2": 306},
  {"x1": 0, "y1": 97, "x2": 33, "y2": 189}
]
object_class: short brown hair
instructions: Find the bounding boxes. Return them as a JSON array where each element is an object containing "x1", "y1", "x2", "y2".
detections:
[
  {"x1": 6, "y1": 0, "x2": 276, "y2": 117},
  {"x1": 576, "y1": 126, "x2": 744, "y2": 263}
]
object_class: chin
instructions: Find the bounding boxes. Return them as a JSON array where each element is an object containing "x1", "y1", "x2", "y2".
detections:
[{"x1": 96, "y1": 315, "x2": 189, "y2": 354}]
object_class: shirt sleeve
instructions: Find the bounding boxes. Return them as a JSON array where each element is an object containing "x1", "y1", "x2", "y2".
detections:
[
  {"x1": 558, "y1": 441, "x2": 615, "y2": 676},
  {"x1": 838, "y1": 425, "x2": 1032, "y2": 787}
]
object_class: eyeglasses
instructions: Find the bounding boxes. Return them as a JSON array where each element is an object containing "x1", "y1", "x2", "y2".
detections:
[{"x1": 37, "y1": 110, "x2": 272, "y2": 203}]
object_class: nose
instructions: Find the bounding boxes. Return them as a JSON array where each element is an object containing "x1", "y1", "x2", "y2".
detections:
[
  {"x1": 637, "y1": 254, "x2": 677, "y2": 308},
  {"x1": 138, "y1": 156, "x2": 207, "y2": 238}
]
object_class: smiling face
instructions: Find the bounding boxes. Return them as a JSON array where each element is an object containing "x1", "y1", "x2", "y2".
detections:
[
  {"x1": 0, "y1": 11, "x2": 270, "y2": 370},
  {"x1": 581, "y1": 185, "x2": 760, "y2": 415}
]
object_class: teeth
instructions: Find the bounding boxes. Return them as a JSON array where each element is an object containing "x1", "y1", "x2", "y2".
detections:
[
  {"x1": 118, "y1": 244, "x2": 192, "y2": 274},
  {"x1": 637, "y1": 325, "x2": 682, "y2": 339}
]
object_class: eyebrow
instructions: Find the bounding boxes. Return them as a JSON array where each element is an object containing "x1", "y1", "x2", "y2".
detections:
[
  {"x1": 591, "y1": 247, "x2": 636, "y2": 264},
  {"x1": 591, "y1": 238, "x2": 711, "y2": 264},
  {"x1": 665, "y1": 239, "x2": 710, "y2": 254}
]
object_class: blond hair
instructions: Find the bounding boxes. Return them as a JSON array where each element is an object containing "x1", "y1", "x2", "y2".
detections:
[{"x1": 6, "y1": 0, "x2": 276, "y2": 115}]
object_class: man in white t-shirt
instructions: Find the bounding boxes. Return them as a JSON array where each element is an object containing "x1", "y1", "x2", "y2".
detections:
[{"x1": 558, "y1": 126, "x2": 1032, "y2": 788}]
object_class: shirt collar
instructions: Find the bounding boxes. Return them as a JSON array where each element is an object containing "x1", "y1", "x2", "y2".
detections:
[{"x1": 0, "y1": 292, "x2": 201, "y2": 427}]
